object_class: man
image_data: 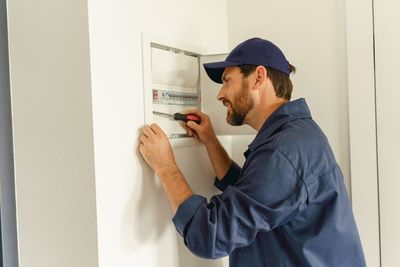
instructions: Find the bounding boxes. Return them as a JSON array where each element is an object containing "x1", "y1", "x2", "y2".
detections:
[{"x1": 138, "y1": 37, "x2": 366, "y2": 267}]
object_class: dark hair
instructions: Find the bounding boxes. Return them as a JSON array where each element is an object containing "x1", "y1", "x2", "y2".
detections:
[{"x1": 239, "y1": 64, "x2": 296, "y2": 101}]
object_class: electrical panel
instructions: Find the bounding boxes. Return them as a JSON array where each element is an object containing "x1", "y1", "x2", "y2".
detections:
[
  {"x1": 150, "y1": 46, "x2": 200, "y2": 139},
  {"x1": 142, "y1": 33, "x2": 256, "y2": 147}
]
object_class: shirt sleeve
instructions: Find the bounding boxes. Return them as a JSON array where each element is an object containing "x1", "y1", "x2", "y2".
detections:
[
  {"x1": 214, "y1": 161, "x2": 242, "y2": 191},
  {"x1": 172, "y1": 147, "x2": 308, "y2": 259}
]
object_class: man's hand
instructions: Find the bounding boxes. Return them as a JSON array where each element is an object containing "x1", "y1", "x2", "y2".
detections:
[
  {"x1": 184, "y1": 110, "x2": 232, "y2": 179},
  {"x1": 138, "y1": 123, "x2": 193, "y2": 213},
  {"x1": 138, "y1": 123, "x2": 176, "y2": 176},
  {"x1": 184, "y1": 110, "x2": 218, "y2": 146}
]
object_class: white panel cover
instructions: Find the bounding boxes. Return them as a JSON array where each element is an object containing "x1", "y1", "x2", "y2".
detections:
[{"x1": 151, "y1": 47, "x2": 199, "y2": 89}]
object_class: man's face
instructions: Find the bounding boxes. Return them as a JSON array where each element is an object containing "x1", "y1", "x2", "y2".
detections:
[{"x1": 218, "y1": 67, "x2": 254, "y2": 126}]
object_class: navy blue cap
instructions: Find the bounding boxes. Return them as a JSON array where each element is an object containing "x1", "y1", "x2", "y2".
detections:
[{"x1": 203, "y1": 37, "x2": 291, "y2": 84}]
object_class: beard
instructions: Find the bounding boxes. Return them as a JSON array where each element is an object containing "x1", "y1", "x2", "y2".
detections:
[{"x1": 224, "y1": 80, "x2": 254, "y2": 126}]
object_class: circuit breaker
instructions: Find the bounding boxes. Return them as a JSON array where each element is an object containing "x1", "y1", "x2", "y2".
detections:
[{"x1": 142, "y1": 33, "x2": 255, "y2": 147}]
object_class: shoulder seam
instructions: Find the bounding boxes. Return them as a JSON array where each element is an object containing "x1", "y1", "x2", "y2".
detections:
[{"x1": 272, "y1": 146, "x2": 309, "y2": 197}]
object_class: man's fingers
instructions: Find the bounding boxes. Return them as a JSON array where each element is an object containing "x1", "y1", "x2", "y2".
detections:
[
  {"x1": 187, "y1": 127, "x2": 193, "y2": 136},
  {"x1": 138, "y1": 143, "x2": 145, "y2": 153},
  {"x1": 180, "y1": 121, "x2": 193, "y2": 136},
  {"x1": 186, "y1": 120, "x2": 201, "y2": 131},
  {"x1": 139, "y1": 134, "x2": 148, "y2": 144},
  {"x1": 150, "y1": 123, "x2": 165, "y2": 136},
  {"x1": 143, "y1": 125, "x2": 156, "y2": 138}
]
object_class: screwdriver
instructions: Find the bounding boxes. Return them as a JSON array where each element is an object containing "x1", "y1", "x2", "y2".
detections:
[{"x1": 153, "y1": 111, "x2": 201, "y2": 124}]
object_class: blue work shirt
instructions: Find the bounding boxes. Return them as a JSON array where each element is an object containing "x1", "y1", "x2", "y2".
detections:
[{"x1": 172, "y1": 98, "x2": 366, "y2": 267}]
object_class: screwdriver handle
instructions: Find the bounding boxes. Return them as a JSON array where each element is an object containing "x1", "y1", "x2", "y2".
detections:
[{"x1": 173, "y1": 113, "x2": 201, "y2": 124}]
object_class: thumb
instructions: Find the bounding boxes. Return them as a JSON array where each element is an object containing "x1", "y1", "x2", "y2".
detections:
[{"x1": 186, "y1": 121, "x2": 200, "y2": 131}]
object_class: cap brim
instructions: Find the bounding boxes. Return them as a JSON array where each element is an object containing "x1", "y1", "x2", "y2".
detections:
[{"x1": 203, "y1": 61, "x2": 241, "y2": 84}]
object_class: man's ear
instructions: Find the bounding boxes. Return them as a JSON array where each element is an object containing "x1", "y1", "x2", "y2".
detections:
[{"x1": 254, "y1": 65, "x2": 267, "y2": 88}]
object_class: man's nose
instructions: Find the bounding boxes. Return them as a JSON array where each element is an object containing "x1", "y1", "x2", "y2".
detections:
[{"x1": 217, "y1": 86, "x2": 224, "y2": 101}]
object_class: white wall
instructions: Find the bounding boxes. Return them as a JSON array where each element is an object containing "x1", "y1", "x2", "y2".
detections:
[
  {"x1": 86, "y1": 1, "x2": 231, "y2": 266},
  {"x1": 345, "y1": 0, "x2": 380, "y2": 265},
  {"x1": 7, "y1": 0, "x2": 99, "y2": 266},
  {"x1": 227, "y1": 0, "x2": 351, "y2": 192},
  {"x1": 374, "y1": 0, "x2": 400, "y2": 265}
]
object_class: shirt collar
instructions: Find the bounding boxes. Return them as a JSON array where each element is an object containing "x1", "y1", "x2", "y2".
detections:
[{"x1": 247, "y1": 98, "x2": 312, "y2": 152}]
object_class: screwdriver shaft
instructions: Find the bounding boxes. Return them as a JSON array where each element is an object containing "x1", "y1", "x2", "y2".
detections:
[{"x1": 153, "y1": 111, "x2": 201, "y2": 124}]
